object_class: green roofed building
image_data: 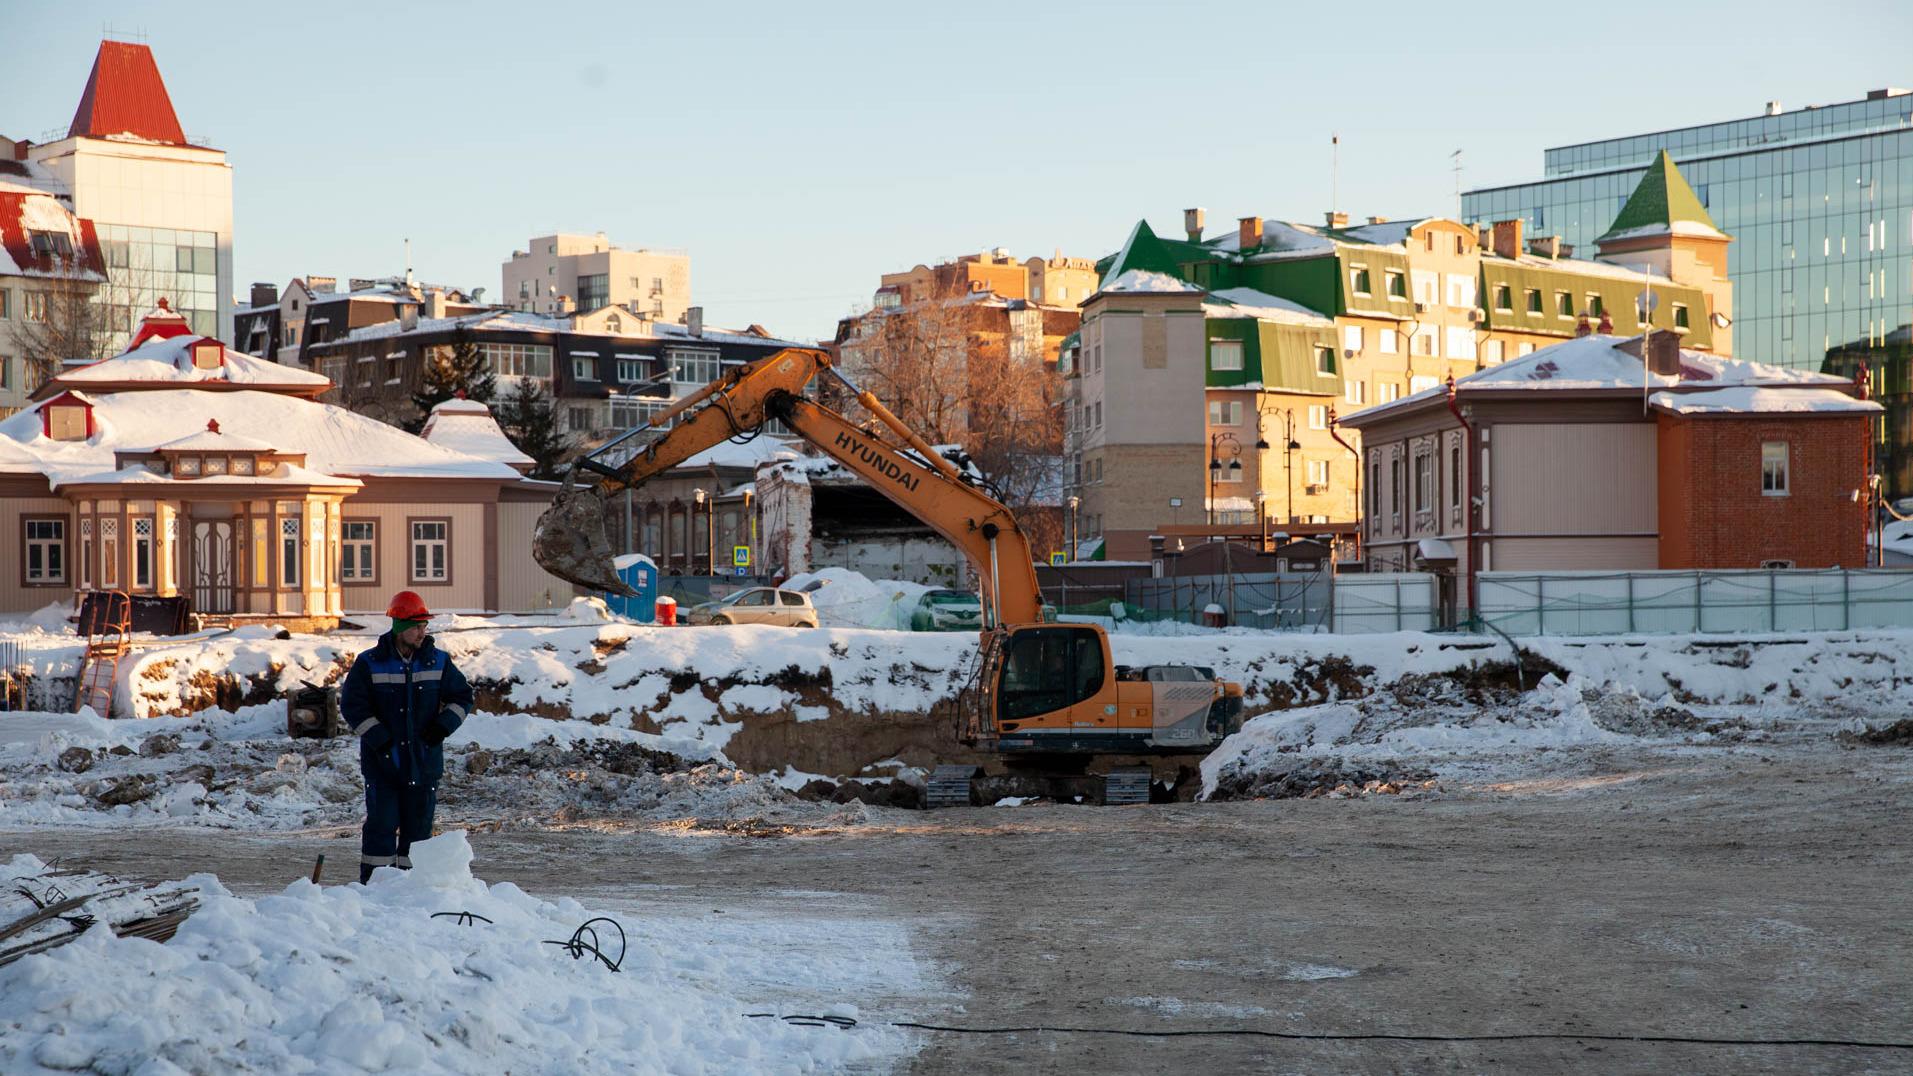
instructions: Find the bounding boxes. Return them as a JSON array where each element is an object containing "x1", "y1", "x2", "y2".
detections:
[{"x1": 1070, "y1": 162, "x2": 1738, "y2": 562}]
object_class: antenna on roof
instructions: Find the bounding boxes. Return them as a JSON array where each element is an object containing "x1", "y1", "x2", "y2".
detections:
[
  {"x1": 101, "y1": 23, "x2": 149, "y2": 43},
  {"x1": 1330, "y1": 133, "x2": 1339, "y2": 216},
  {"x1": 1450, "y1": 149, "x2": 1464, "y2": 220},
  {"x1": 404, "y1": 238, "x2": 414, "y2": 286}
]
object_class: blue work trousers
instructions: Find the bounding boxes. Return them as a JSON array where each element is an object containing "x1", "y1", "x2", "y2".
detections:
[{"x1": 360, "y1": 773, "x2": 437, "y2": 883}]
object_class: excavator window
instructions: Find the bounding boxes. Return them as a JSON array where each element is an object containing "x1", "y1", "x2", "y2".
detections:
[{"x1": 997, "y1": 628, "x2": 1103, "y2": 720}]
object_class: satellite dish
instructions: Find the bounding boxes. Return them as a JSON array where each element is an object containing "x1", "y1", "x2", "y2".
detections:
[
  {"x1": 1635, "y1": 292, "x2": 1660, "y2": 317},
  {"x1": 1711, "y1": 311, "x2": 1732, "y2": 328}
]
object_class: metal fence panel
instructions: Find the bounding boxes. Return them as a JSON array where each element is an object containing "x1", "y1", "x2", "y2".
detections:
[
  {"x1": 1478, "y1": 568, "x2": 1913, "y2": 636},
  {"x1": 1331, "y1": 573, "x2": 1440, "y2": 634}
]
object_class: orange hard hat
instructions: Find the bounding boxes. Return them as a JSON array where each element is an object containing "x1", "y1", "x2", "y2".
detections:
[{"x1": 386, "y1": 590, "x2": 433, "y2": 621}]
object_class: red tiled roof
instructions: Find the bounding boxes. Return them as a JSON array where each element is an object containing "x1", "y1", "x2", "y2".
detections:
[
  {"x1": 0, "y1": 191, "x2": 107, "y2": 278},
  {"x1": 67, "y1": 41, "x2": 187, "y2": 145}
]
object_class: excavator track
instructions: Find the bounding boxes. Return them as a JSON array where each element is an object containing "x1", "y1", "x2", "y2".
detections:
[
  {"x1": 925, "y1": 765, "x2": 980, "y2": 809},
  {"x1": 1101, "y1": 767, "x2": 1154, "y2": 806}
]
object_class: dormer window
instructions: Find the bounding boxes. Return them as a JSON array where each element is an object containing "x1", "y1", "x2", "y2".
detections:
[
  {"x1": 232, "y1": 456, "x2": 255, "y2": 475},
  {"x1": 257, "y1": 459, "x2": 279, "y2": 477},
  {"x1": 28, "y1": 231, "x2": 73, "y2": 259},
  {"x1": 204, "y1": 456, "x2": 228, "y2": 476},
  {"x1": 40, "y1": 392, "x2": 94, "y2": 442},
  {"x1": 176, "y1": 457, "x2": 202, "y2": 476},
  {"x1": 191, "y1": 340, "x2": 224, "y2": 370}
]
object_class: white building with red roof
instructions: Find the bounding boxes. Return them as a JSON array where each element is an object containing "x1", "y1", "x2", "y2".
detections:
[
  {"x1": 0, "y1": 177, "x2": 108, "y2": 416},
  {"x1": 0, "y1": 307, "x2": 575, "y2": 627},
  {"x1": 5, "y1": 40, "x2": 232, "y2": 348}
]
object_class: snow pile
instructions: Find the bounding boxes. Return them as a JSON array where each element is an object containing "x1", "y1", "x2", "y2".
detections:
[
  {"x1": 0, "y1": 833, "x2": 917, "y2": 1074},
  {"x1": 782, "y1": 568, "x2": 933, "y2": 630}
]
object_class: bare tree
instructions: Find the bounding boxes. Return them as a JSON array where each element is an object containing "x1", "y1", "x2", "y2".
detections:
[{"x1": 10, "y1": 260, "x2": 110, "y2": 392}]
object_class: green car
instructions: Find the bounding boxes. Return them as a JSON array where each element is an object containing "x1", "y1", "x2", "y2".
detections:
[{"x1": 910, "y1": 589, "x2": 982, "y2": 631}]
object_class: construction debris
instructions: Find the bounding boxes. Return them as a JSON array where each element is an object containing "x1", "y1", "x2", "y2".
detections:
[{"x1": 0, "y1": 857, "x2": 198, "y2": 967}]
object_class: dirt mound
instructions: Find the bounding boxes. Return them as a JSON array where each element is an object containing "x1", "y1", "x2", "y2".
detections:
[
  {"x1": 1839, "y1": 718, "x2": 1913, "y2": 746},
  {"x1": 1207, "y1": 758, "x2": 1439, "y2": 801}
]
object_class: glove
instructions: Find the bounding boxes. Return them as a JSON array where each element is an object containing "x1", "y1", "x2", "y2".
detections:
[{"x1": 422, "y1": 723, "x2": 449, "y2": 747}]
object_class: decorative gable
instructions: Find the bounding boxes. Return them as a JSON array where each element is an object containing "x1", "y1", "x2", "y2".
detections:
[{"x1": 40, "y1": 391, "x2": 96, "y2": 442}]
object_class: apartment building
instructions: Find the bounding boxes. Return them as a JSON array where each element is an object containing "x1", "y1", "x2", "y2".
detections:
[
  {"x1": 873, "y1": 249, "x2": 1099, "y2": 310},
  {"x1": 0, "y1": 178, "x2": 107, "y2": 415},
  {"x1": 6, "y1": 41, "x2": 234, "y2": 347},
  {"x1": 233, "y1": 277, "x2": 488, "y2": 366},
  {"x1": 1072, "y1": 155, "x2": 1734, "y2": 556},
  {"x1": 503, "y1": 233, "x2": 690, "y2": 324}
]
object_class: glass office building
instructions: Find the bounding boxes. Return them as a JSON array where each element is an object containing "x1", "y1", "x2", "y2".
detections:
[{"x1": 1464, "y1": 90, "x2": 1913, "y2": 372}]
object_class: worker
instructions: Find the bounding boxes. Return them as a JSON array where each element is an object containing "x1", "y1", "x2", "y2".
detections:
[{"x1": 340, "y1": 590, "x2": 472, "y2": 884}]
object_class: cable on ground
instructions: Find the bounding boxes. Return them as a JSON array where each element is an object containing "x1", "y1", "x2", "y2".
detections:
[
  {"x1": 543, "y1": 916, "x2": 626, "y2": 972},
  {"x1": 430, "y1": 911, "x2": 493, "y2": 926}
]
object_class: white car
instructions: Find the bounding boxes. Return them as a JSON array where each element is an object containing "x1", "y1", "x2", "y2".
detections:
[{"x1": 685, "y1": 587, "x2": 819, "y2": 628}]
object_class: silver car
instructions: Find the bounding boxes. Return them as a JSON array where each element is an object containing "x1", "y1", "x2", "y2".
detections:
[{"x1": 686, "y1": 587, "x2": 820, "y2": 628}]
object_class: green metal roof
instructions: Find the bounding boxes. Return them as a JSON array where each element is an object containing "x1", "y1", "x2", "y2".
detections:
[
  {"x1": 1097, "y1": 220, "x2": 1189, "y2": 285},
  {"x1": 1599, "y1": 150, "x2": 1722, "y2": 240}
]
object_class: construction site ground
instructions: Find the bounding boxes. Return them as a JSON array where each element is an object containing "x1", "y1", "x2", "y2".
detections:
[{"x1": 10, "y1": 741, "x2": 1909, "y2": 1075}]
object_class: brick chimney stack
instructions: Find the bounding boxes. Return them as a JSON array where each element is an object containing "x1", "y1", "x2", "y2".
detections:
[
  {"x1": 1648, "y1": 328, "x2": 1682, "y2": 377},
  {"x1": 1491, "y1": 219, "x2": 1525, "y2": 261},
  {"x1": 1324, "y1": 211, "x2": 1349, "y2": 229},
  {"x1": 1184, "y1": 207, "x2": 1206, "y2": 242},
  {"x1": 1237, "y1": 216, "x2": 1263, "y2": 251}
]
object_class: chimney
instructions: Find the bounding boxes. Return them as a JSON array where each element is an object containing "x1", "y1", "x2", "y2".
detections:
[
  {"x1": 1324, "y1": 211, "x2": 1349, "y2": 229},
  {"x1": 1477, "y1": 226, "x2": 1493, "y2": 250},
  {"x1": 1491, "y1": 219, "x2": 1525, "y2": 261},
  {"x1": 1529, "y1": 234, "x2": 1564, "y2": 260},
  {"x1": 1574, "y1": 313, "x2": 1592, "y2": 337},
  {"x1": 1237, "y1": 216, "x2": 1263, "y2": 251},
  {"x1": 424, "y1": 289, "x2": 448, "y2": 320},
  {"x1": 687, "y1": 306, "x2": 704, "y2": 338},
  {"x1": 1597, "y1": 311, "x2": 1614, "y2": 334},
  {"x1": 1647, "y1": 328, "x2": 1681, "y2": 377},
  {"x1": 399, "y1": 304, "x2": 419, "y2": 332},
  {"x1": 1184, "y1": 207, "x2": 1206, "y2": 242},
  {"x1": 1366, "y1": 215, "x2": 1388, "y2": 225},
  {"x1": 1765, "y1": 100, "x2": 1783, "y2": 116},
  {"x1": 250, "y1": 282, "x2": 279, "y2": 307},
  {"x1": 557, "y1": 294, "x2": 576, "y2": 316}
]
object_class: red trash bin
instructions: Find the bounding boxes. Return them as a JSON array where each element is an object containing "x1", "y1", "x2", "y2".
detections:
[{"x1": 655, "y1": 596, "x2": 678, "y2": 626}]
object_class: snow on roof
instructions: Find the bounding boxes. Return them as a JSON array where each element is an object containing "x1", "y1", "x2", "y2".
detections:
[
  {"x1": 1101, "y1": 269, "x2": 1201, "y2": 294},
  {"x1": 1336, "y1": 218, "x2": 1429, "y2": 246},
  {"x1": 680, "y1": 436, "x2": 803, "y2": 471},
  {"x1": 1341, "y1": 334, "x2": 1858, "y2": 426},
  {"x1": 0, "y1": 389, "x2": 523, "y2": 485},
  {"x1": 49, "y1": 334, "x2": 331, "y2": 392},
  {"x1": 334, "y1": 309, "x2": 803, "y2": 349},
  {"x1": 1877, "y1": 520, "x2": 1913, "y2": 559},
  {"x1": 1599, "y1": 220, "x2": 1729, "y2": 243},
  {"x1": 1416, "y1": 537, "x2": 1458, "y2": 561},
  {"x1": 52, "y1": 461, "x2": 362, "y2": 491},
  {"x1": 309, "y1": 290, "x2": 415, "y2": 306},
  {"x1": 152, "y1": 425, "x2": 279, "y2": 453},
  {"x1": 419, "y1": 399, "x2": 533, "y2": 468},
  {"x1": 1648, "y1": 386, "x2": 1882, "y2": 416},
  {"x1": 0, "y1": 187, "x2": 106, "y2": 280},
  {"x1": 1203, "y1": 287, "x2": 1334, "y2": 327}
]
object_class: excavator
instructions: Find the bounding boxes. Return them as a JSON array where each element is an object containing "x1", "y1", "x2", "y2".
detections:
[{"x1": 532, "y1": 347, "x2": 1244, "y2": 804}]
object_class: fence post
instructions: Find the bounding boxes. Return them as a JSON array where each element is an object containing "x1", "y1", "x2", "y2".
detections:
[
  {"x1": 1535, "y1": 575, "x2": 1546, "y2": 636},
  {"x1": 1626, "y1": 573, "x2": 1635, "y2": 634},
  {"x1": 1394, "y1": 577, "x2": 1403, "y2": 633},
  {"x1": 1693, "y1": 572, "x2": 1704, "y2": 634},
  {"x1": 1843, "y1": 570, "x2": 1851, "y2": 631},
  {"x1": 1768, "y1": 571, "x2": 1777, "y2": 633}
]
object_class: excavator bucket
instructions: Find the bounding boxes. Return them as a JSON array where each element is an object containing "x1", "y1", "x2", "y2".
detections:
[{"x1": 533, "y1": 476, "x2": 636, "y2": 597}]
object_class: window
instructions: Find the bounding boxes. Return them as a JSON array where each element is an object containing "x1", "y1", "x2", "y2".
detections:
[
  {"x1": 668, "y1": 347, "x2": 720, "y2": 385},
  {"x1": 1482, "y1": 338, "x2": 1504, "y2": 364},
  {"x1": 1415, "y1": 328, "x2": 1437, "y2": 356},
  {"x1": 1449, "y1": 442, "x2": 1462, "y2": 515},
  {"x1": 1454, "y1": 235, "x2": 1464, "y2": 255},
  {"x1": 1314, "y1": 346, "x2": 1335, "y2": 375},
  {"x1": 481, "y1": 343, "x2": 552, "y2": 378},
  {"x1": 1343, "y1": 325, "x2": 1363, "y2": 353},
  {"x1": 1217, "y1": 461, "x2": 1243, "y2": 484},
  {"x1": 383, "y1": 353, "x2": 402, "y2": 382},
  {"x1": 1379, "y1": 382, "x2": 1401, "y2": 403},
  {"x1": 1445, "y1": 274, "x2": 1475, "y2": 309},
  {"x1": 1445, "y1": 327, "x2": 1477, "y2": 361},
  {"x1": 24, "y1": 292, "x2": 48, "y2": 322},
  {"x1": 568, "y1": 406, "x2": 592, "y2": 432},
  {"x1": 997, "y1": 628, "x2": 1104, "y2": 721},
  {"x1": 1410, "y1": 375, "x2": 1440, "y2": 394},
  {"x1": 1587, "y1": 294, "x2": 1605, "y2": 318},
  {"x1": 24, "y1": 518, "x2": 65, "y2": 585},
  {"x1": 1307, "y1": 405, "x2": 1328, "y2": 430},
  {"x1": 576, "y1": 273, "x2": 609, "y2": 312},
  {"x1": 1526, "y1": 289, "x2": 1542, "y2": 315},
  {"x1": 1307, "y1": 460, "x2": 1329, "y2": 486},
  {"x1": 1424, "y1": 232, "x2": 1434, "y2": 252},
  {"x1": 0, "y1": 356, "x2": 10, "y2": 390},
  {"x1": 1761, "y1": 441, "x2": 1789, "y2": 495},
  {"x1": 100, "y1": 518, "x2": 118, "y2": 588},
  {"x1": 1208, "y1": 400, "x2": 1243, "y2": 426},
  {"x1": 1345, "y1": 380, "x2": 1366, "y2": 405},
  {"x1": 1368, "y1": 458, "x2": 1381, "y2": 517},
  {"x1": 1493, "y1": 284, "x2": 1513, "y2": 311},
  {"x1": 1412, "y1": 270, "x2": 1438, "y2": 306},
  {"x1": 133, "y1": 518, "x2": 153, "y2": 589},
  {"x1": 610, "y1": 396, "x2": 672, "y2": 431},
  {"x1": 651, "y1": 277, "x2": 664, "y2": 294},
  {"x1": 411, "y1": 520, "x2": 449, "y2": 582},
  {"x1": 281, "y1": 516, "x2": 301, "y2": 587},
  {"x1": 0, "y1": 288, "x2": 9, "y2": 318},
  {"x1": 343, "y1": 521, "x2": 376, "y2": 582},
  {"x1": 616, "y1": 357, "x2": 645, "y2": 382},
  {"x1": 1390, "y1": 457, "x2": 1403, "y2": 526},
  {"x1": 1350, "y1": 267, "x2": 1371, "y2": 295},
  {"x1": 1093, "y1": 401, "x2": 1102, "y2": 428},
  {"x1": 1413, "y1": 452, "x2": 1433, "y2": 514},
  {"x1": 79, "y1": 519, "x2": 91, "y2": 589},
  {"x1": 572, "y1": 356, "x2": 598, "y2": 380},
  {"x1": 1209, "y1": 340, "x2": 1244, "y2": 371},
  {"x1": 1673, "y1": 303, "x2": 1690, "y2": 329},
  {"x1": 1379, "y1": 328, "x2": 1399, "y2": 355},
  {"x1": 1556, "y1": 291, "x2": 1574, "y2": 317},
  {"x1": 1385, "y1": 270, "x2": 1407, "y2": 299},
  {"x1": 1516, "y1": 341, "x2": 1535, "y2": 357}
]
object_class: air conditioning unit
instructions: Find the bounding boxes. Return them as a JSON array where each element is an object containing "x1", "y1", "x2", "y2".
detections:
[
  {"x1": 1305, "y1": 483, "x2": 1328, "y2": 495},
  {"x1": 1414, "y1": 302, "x2": 1429, "y2": 314},
  {"x1": 1470, "y1": 307, "x2": 1486, "y2": 323},
  {"x1": 1342, "y1": 348, "x2": 1356, "y2": 359}
]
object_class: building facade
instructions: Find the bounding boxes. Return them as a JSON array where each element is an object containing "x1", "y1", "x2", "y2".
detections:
[
  {"x1": 874, "y1": 249, "x2": 1098, "y2": 310},
  {"x1": 503, "y1": 234, "x2": 690, "y2": 324},
  {"x1": 1340, "y1": 331, "x2": 1878, "y2": 605},
  {"x1": 7, "y1": 41, "x2": 233, "y2": 347},
  {"x1": 1073, "y1": 157, "x2": 1732, "y2": 559},
  {"x1": 0, "y1": 179, "x2": 107, "y2": 416},
  {"x1": 1464, "y1": 88, "x2": 1913, "y2": 375},
  {"x1": 0, "y1": 305, "x2": 573, "y2": 624}
]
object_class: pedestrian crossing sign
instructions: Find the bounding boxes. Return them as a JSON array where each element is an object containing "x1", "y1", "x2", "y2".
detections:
[
  {"x1": 1049, "y1": 551, "x2": 1066, "y2": 566},
  {"x1": 733, "y1": 545, "x2": 751, "y2": 567}
]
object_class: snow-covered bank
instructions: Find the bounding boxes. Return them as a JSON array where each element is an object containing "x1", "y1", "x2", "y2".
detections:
[{"x1": 0, "y1": 833, "x2": 924, "y2": 1074}]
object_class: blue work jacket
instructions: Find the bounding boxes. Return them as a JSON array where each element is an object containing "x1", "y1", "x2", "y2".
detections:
[{"x1": 340, "y1": 632, "x2": 472, "y2": 785}]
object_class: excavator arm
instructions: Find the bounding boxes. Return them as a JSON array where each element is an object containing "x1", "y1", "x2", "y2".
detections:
[{"x1": 532, "y1": 347, "x2": 1044, "y2": 628}]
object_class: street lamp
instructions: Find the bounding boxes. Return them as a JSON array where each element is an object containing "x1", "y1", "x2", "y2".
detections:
[
  {"x1": 1066, "y1": 495, "x2": 1080, "y2": 561},
  {"x1": 1209, "y1": 432, "x2": 1243, "y2": 526},
  {"x1": 693, "y1": 488, "x2": 713, "y2": 575},
  {"x1": 1253, "y1": 489, "x2": 1268, "y2": 551}
]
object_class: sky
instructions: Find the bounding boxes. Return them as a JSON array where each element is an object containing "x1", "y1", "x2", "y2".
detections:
[{"x1": 7, "y1": 0, "x2": 1911, "y2": 343}]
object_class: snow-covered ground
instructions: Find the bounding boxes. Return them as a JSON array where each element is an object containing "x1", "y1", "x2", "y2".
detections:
[{"x1": 0, "y1": 832, "x2": 929, "y2": 1074}]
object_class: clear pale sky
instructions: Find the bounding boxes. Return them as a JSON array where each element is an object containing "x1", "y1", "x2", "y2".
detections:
[{"x1": 7, "y1": 0, "x2": 1909, "y2": 342}]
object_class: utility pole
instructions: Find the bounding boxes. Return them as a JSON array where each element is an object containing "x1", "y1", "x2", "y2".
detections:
[{"x1": 1450, "y1": 150, "x2": 1464, "y2": 220}]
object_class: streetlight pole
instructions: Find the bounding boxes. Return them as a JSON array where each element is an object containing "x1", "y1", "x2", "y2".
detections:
[
  {"x1": 1254, "y1": 489, "x2": 1267, "y2": 551},
  {"x1": 694, "y1": 488, "x2": 712, "y2": 575},
  {"x1": 1066, "y1": 495, "x2": 1079, "y2": 561},
  {"x1": 1282, "y1": 408, "x2": 1299, "y2": 525}
]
